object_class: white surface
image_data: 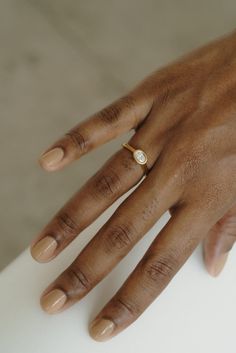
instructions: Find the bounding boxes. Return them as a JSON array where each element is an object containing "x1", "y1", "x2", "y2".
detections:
[{"x1": 0, "y1": 190, "x2": 235, "y2": 353}]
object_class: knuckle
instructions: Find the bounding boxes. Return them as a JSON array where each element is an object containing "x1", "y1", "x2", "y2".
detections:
[
  {"x1": 114, "y1": 297, "x2": 140, "y2": 317},
  {"x1": 105, "y1": 222, "x2": 135, "y2": 253},
  {"x1": 141, "y1": 254, "x2": 176, "y2": 283},
  {"x1": 56, "y1": 212, "x2": 79, "y2": 238},
  {"x1": 92, "y1": 168, "x2": 122, "y2": 199},
  {"x1": 119, "y1": 94, "x2": 136, "y2": 111},
  {"x1": 199, "y1": 180, "x2": 225, "y2": 210},
  {"x1": 98, "y1": 94, "x2": 135, "y2": 125},
  {"x1": 180, "y1": 152, "x2": 202, "y2": 183},
  {"x1": 168, "y1": 135, "x2": 208, "y2": 185},
  {"x1": 145, "y1": 69, "x2": 184, "y2": 103},
  {"x1": 156, "y1": 86, "x2": 173, "y2": 107},
  {"x1": 141, "y1": 196, "x2": 159, "y2": 222},
  {"x1": 98, "y1": 102, "x2": 122, "y2": 125},
  {"x1": 66, "y1": 265, "x2": 91, "y2": 292},
  {"x1": 65, "y1": 129, "x2": 89, "y2": 155}
]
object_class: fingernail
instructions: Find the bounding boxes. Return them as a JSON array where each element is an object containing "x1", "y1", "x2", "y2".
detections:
[
  {"x1": 41, "y1": 289, "x2": 67, "y2": 314},
  {"x1": 89, "y1": 318, "x2": 115, "y2": 342},
  {"x1": 39, "y1": 147, "x2": 64, "y2": 169},
  {"x1": 31, "y1": 236, "x2": 57, "y2": 262},
  {"x1": 208, "y1": 253, "x2": 229, "y2": 277}
]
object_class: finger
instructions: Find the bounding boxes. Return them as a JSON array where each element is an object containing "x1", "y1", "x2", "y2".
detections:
[
  {"x1": 88, "y1": 206, "x2": 211, "y2": 342},
  {"x1": 38, "y1": 91, "x2": 153, "y2": 172},
  {"x1": 30, "y1": 121, "x2": 165, "y2": 263},
  {"x1": 203, "y1": 205, "x2": 236, "y2": 277},
  {"x1": 39, "y1": 158, "x2": 181, "y2": 314}
]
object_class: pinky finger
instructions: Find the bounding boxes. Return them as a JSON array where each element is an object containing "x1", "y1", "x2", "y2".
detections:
[{"x1": 88, "y1": 206, "x2": 209, "y2": 342}]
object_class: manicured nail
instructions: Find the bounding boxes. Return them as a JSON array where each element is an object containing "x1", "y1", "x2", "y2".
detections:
[
  {"x1": 89, "y1": 318, "x2": 115, "y2": 342},
  {"x1": 41, "y1": 289, "x2": 67, "y2": 314},
  {"x1": 207, "y1": 253, "x2": 229, "y2": 277},
  {"x1": 31, "y1": 236, "x2": 57, "y2": 262},
  {"x1": 39, "y1": 147, "x2": 64, "y2": 169}
]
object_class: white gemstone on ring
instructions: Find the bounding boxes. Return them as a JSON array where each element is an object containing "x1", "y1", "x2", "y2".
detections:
[{"x1": 133, "y1": 149, "x2": 148, "y2": 165}]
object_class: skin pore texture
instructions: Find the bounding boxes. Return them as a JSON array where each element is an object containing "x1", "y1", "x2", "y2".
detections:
[{"x1": 30, "y1": 30, "x2": 236, "y2": 342}]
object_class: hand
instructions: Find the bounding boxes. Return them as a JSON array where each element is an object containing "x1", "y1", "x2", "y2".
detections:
[{"x1": 30, "y1": 30, "x2": 236, "y2": 342}]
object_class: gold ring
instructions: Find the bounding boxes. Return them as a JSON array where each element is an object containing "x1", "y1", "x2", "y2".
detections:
[{"x1": 122, "y1": 143, "x2": 149, "y2": 174}]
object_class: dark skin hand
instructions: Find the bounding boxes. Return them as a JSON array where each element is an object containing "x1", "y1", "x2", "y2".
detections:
[{"x1": 30, "y1": 30, "x2": 236, "y2": 341}]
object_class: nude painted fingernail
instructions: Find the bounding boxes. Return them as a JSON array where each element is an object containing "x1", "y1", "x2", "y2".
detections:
[
  {"x1": 39, "y1": 147, "x2": 64, "y2": 169},
  {"x1": 89, "y1": 318, "x2": 115, "y2": 342},
  {"x1": 208, "y1": 253, "x2": 229, "y2": 277},
  {"x1": 41, "y1": 289, "x2": 67, "y2": 314},
  {"x1": 31, "y1": 236, "x2": 57, "y2": 262}
]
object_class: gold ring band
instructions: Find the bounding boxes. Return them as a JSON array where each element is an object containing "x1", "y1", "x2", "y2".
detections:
[{"x1": 122, "y1": 143, "x2": 149, "y2": 174}]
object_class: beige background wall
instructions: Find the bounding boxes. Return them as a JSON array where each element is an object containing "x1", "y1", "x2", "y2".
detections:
[{"x1": 0, "y1": 0, "x2": 236, "y2": 270}]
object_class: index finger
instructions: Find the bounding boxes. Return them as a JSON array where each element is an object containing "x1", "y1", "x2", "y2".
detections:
[{"x1": 39, "y1": 92, "x2": 153, "y2": 172}]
